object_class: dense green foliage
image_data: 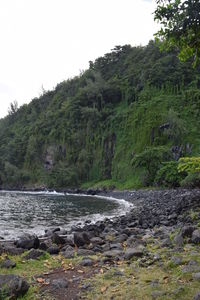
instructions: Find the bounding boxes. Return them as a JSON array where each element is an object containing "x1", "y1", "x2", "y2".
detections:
[
  {"x1": 154, "y1": 0, "x2": 200, "y2": 65},
  {"x1": 178, "y1": 157, "x2": 200, "y2": 188},
  {"x1": 178, "y1": 157, "x2": 200, "y2": 173},
  {"x1": 155, "y1": 161, "x2": 185, "y2": 187},
  {"x1": 0, "y1": 41, "x2": 200, "y2": 189}
]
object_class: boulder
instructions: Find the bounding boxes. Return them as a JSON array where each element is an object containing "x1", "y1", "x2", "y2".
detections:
[
  {"x1": 90, "y1": 237, "x2": 104, "y2": 245},
  {"x1": 80, "y1": 257, "x2": 94, "y2": 266},
  {"x1": 62, "y1": 249, "x2": 75, "y2": 258},
  {"x1": 3, "y1": 245, "x2": 25, "y2": 255},
  {"x1": 171, "y1": 256, "x2": 183, "y2": 266},
  {"x1": 194, "y1": 291, "x2": 200, "y2": 300},
  {"x1": 47, "y1": 245, "x2": 59, "y2": 255},
  {"x1": 125, "y1": 247, "x2": 144, "y2": 260},
  {"x1": 51, "y1": 278, "x2": 68, "y2": 289},
  {"x1": 15, "y1": 234, "x2": 40, "y2": 250},
  {"x1": 39, "y1": 242, "x2": 48, "y2": 251},
  {"x1": 103, "y1": 250, "x2": 123, "y2": 258},
  {"x1": 74, "y1": 232, "x2": 90, "y2": 247},
  {"x1": 51, "y1": 233, "x2": 66, "y2": 245},
  {"x1": 174, "y1": 233, "x2": 184, "y2": 247},
  {"x1": 44, "y1": 227, "x2": 60, "y2": 236},
  {"x1": 192, "y1": 230, "x2": 200, "y2": 244},
  {"x1": 0, "y1": 274, "x2": 29, "y2": 299},
  {"x1": 181, "y1": 226, "x2": 195, "y2": 238},
  {"x1": 24, "y1": 249, "x2": 44, "y2": 260},
  {"x1": 77, "y1": 249, "x2": 95, "y2": 256},
  {"x1": 0, "y1": 259, "x2": 16, "y2": 269}
]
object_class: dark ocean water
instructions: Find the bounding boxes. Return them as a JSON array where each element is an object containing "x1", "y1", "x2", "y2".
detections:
[{"x1": 0, "y1": 190, "x2": 132, "y2": 239}]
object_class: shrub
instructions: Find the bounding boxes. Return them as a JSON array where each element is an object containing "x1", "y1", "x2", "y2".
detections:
[
  {"x1": 180, "y1": 173, "x2": 200, "y2": 188},
  {"x1": 178, "y1": 157, "x2": 200, "y2": 173},
  {"x1": 132, "y1": 146, "x2": 171, "y2": 185},
  {"x1": 154, "y1": 161, "x2": 185, "y2": 188},
  {"x1": 178, "y1": 157, "x2": 200, "y2": 188}
]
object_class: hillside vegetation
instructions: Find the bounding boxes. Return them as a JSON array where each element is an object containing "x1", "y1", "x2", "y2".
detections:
[{"x1": 0, "y1": 41, "x2": 200, "y2": 189}]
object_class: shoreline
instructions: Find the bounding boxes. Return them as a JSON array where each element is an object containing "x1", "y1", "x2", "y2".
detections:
[
  {"x1": 0, "y1": 189, "x2": 134, "y2": 242},
  {"x1": 1, "y1": 188, "x2": 200, "y2": 299},
  {"x1": 0, "y1": 187, "x2": 200, "y2": 243}
]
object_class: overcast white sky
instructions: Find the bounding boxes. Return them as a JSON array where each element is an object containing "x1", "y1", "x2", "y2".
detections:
[{"x1": 0, "y1": 0, "x2": 158, "y2": 118}]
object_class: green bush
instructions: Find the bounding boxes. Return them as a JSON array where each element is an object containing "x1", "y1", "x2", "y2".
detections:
[
  {"x1": 180, "y1": 172, "x2": 200, "y2": 188},
  {"x1": 132, "y1": 146, "x2": 171, "y2": 185},
  {"x1": 178, "y1": 157, "x2": 200, "y2": 188},
  {"x1": 178, "y1": 157, "x2": 200, "y2": 173},
  {"x1": 154, "y1": 161, "x2": 185, "y2": 188}
]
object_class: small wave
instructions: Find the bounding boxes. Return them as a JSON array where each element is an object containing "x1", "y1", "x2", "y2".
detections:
[{"x1": 0, "y1": 190, "x2": 133, "y2": 240}]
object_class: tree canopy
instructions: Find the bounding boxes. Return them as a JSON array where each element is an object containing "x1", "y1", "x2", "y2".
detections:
[{"x1": 154, "y1": 0, "x2": 200, "y2": 65}]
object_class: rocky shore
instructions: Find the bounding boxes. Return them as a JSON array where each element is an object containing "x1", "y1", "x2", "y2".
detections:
[{"x1": 1, "y1": 188, "x2": 200, "y2": 299}]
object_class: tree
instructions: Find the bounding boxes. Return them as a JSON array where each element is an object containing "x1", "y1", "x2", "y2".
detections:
[
  {"x1": 154, "y1": 0, "x2": 200, "y2": 65},
  {"x1": 131, "y1": 146, "x2": 171, "y2": 185},
  {"x1": 8, "y1": 100, "x2": 18, "y2": 115}
]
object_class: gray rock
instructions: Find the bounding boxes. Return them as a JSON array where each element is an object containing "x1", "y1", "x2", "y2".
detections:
[
  {"x1": 39, "y1": 242, "x2": 48, "y2": 251},
  {"x1": 194, "y1": 291, "x2": 200, "y2": 300},
  {"x1": 125, "y1": 247, "x2": 144, "y2": 260},
  {"x1": 80, "y1": 258, "x2": 93, "y2": 266},
  {"x1": 61, "y1": 244, "x2": 74, "y2": 252},
  {"x1": 15, "y1": 234, "x2": 40, "y2": 250},
  {"x1": 51, "y1": 278, "x2": 68, "y2": 289},
  {"x1": 102, "y1": 243, "x2": 110, "y2": 252},
  {"x1": 0, "y1": 274, "x2": 29, "y2": 299},
  {"x1": 181, "y1": 226, "x2": 195, "y2": 238},
  {"x1": 103, "y1": 250, "x2": 123, "y2": 258},
  {"x1": 51, "y1": 233, "x2": 66, "y2": 245},
  {"x1": 3, "y1": 246, "x2": 25, "y2": 256},
  {"x1": 152, "y1": 290, "x2": 166, "y2": 298},
  {"x1": 171, "y1": 256, "x2": 183, "y2": 266},
  {"x1": 81, "y1": 282, "x2": 91, "y2": 290},
  {"x1": 192, "y1": 273, "x2": 200, "y2": 280},
  {"x1": 77, "y1": 249, "x2": 95, "y2": 256},
  {"x1": 182, "y1": 264, "x2": 200, "y2": 273},
  {"x1": 113, "y1": 270, "x2": 124, "y2": 276},
  {"x1": 62, "y1": 250, "x2": 75, "y2": 259},
  {"x1": 174, "y1": 233, "x2": 184, "y2": 247},
  {"x1": 47, "y1": 245, "x2": 59, "y2": 255},
  {"x1": 0, "y1": 259, "x2": 16, "y2": 269},
  {"x1": 24, "y1": 249, "x2": 44, "y2": 260},
  {"x1": 0, "y1": 245, "x2": 3, "y2": 255},
  {"x1": 74, "y1": 232, "x2": 90, "y2": 247},
  {"x1": 44, "y1": 227, "x2": 60, "y2": 236},
  {"x1": 90, "y1": 237, "x2": 104, "y2": 245},
  {"x1": 161, "y1": 237, "x2": 172, "y2": 247},
  {"x1": 192, "y1": 230, "x2": 200, "y2": 244},
  {"x1": 113, "y1": 234, "x2": 128, "y2": 243},
  {"x1": 110, "y1": 243, "x2": 123, "y2": 250}
]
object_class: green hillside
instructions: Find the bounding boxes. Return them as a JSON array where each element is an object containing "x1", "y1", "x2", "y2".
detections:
[{"x1": 0, "y1": 41, "x2": 200, "y2": 189}]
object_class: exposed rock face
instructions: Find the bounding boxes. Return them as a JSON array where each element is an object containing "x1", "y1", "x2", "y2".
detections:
[{"x1": 44, "y1": 145, "x2": 66, "y2": 170}]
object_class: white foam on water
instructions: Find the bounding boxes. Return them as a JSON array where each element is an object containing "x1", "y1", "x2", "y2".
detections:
[{"x1": 0, "y1": 190, "x2": 134, "y2": 240}]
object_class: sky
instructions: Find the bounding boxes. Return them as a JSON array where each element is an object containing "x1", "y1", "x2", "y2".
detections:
[{"x1": 0, "y1": 0, "x2": 159, "y2": 118}]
